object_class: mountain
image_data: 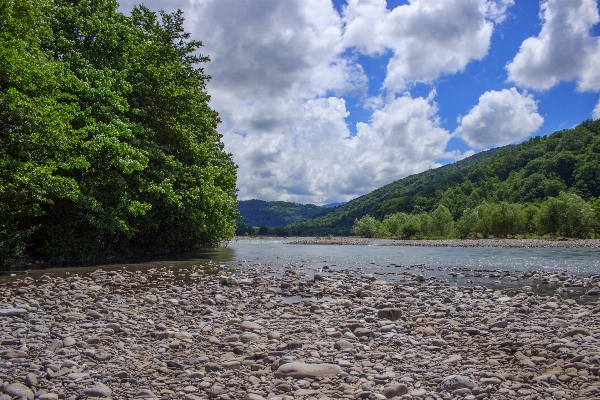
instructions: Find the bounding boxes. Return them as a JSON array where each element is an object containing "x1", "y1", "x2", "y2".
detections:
[
  {"x1": 322, "y1": 202, "x2": 347, "y2": 208},
  {"x1": 287, "y1": 119, "x2": 600, "y2": 236},
  {"x1": 237, "y1": 199, "x2": 332, "y2": 227}
]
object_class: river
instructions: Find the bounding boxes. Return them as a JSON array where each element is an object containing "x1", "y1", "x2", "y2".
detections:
[{"x1": 2, "y1": 238, "x2": 599, "y2": 299}]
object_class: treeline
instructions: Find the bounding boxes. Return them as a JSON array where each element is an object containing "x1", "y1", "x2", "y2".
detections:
[
  {"x1": 352, "y1": 192, "x2": 600, "y2": 239},
  {"x1": 0, "y1": 1, "x2": 237, "y2": 267},
  {"x1": 289, "y1": 119, "x2": 600, "y2": 236},
  {"x1": 235, "y1": 223, "x2": 288, "y2": 237},
  {"x1": 236, "y1": 199, "x2": 329, "y2": 228}
]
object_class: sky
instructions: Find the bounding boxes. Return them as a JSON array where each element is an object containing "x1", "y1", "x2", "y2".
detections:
[{"x1": 117, "y1": 0, "x2": 600, "y2": 205}]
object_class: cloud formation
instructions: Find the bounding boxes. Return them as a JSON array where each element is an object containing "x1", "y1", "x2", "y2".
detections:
[
  {"x1": 506, "y1": 0, "x2": 600, "y2": 91},
  {"x1": 117, "y1": 0, "x2": 577, "y2": 205},
  {"x1": 594, "y1": 99, "x2": 600, "y2": 120},
  {"x1": 343, "y1": 0, "x2": 513, "y2": 91},
  {"x1": 226, "y1": 93, "x2": 452, "y2": 204},
  {"x1": 456, "y1": 88, "x2": 544, "y2": 148}
]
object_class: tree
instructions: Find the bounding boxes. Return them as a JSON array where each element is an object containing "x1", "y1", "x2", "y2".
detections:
[
  {"x1": 428, "y1": 205, "x2": 454, "y2": 238},
  {"x1": 536, "y1": 192, "x2": 596, "y2": 237},
  {"x1": 351, "y1": 215, "x2": 381, "y2": 238},
  {"x1": 0, "y1": 0, "x2": 238, "y2": 266},
  {"x1": 456, "y1": 209, "x2": 478, "y2": 239}
]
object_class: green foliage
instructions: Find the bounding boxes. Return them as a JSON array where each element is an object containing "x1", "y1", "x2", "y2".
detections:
[
  {"x1": 0, "y1": 0, "x2": 237, "y2": 267},
  {"x1": 237, "y1": 199, "x2": 327, "y2": 227},
  {"x1": 535, "y1": 192, "x2": 596, "y2": 238},
  {"x1": 352, "y1": 192, "x2": 598, "y2": 240},
  {"x1": 351, "y1": 215, "x2": 383, "y2": 238},
  {"x1": 289, "y1": 119, "x2": 600, "y2": 236}
]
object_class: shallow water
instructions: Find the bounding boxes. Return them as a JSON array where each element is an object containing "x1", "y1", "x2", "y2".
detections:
[{"x1": 2, "y1": 238, "x2": 599, "y2": 297}]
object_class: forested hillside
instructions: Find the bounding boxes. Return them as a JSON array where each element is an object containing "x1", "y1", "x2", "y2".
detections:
[
  {"x1": 288, "y1": 119, "x2": 600, "y2": 236},
  {"x1": 0, "y1": 0, "x2": 238, "y2": 267},
  {"x1": 237, "y1": 199, "x2": 330, "y2": 228}
]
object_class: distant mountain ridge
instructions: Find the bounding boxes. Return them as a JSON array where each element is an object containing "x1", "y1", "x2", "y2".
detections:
[
  {"x1": 286, "y1": 119, "x2": 600, "y2": 236},
  {"x1": 236, "y1": 199, "x2": 344, "y2": 228}
]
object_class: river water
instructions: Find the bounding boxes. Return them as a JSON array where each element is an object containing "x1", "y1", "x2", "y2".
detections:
[{"x1": 2, "y1": 238, "x2": 599, "y2": 293}]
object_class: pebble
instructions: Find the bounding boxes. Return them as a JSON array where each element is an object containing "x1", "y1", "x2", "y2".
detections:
[{"x1": 0, "y1": 262, "x2": 598, "y2": 400}]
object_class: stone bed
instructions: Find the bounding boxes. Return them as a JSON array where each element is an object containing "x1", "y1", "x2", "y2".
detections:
[
  {"x1": 288, "y1": 237, "x2": 600, "y2": 249},
  {"x1": 1, "y1": 264, "x2": 599, "y2": 400}
]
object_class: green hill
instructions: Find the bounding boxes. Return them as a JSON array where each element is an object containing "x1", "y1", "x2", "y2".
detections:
[
  {"x1": 288, "y1": 119, "x2": 600, "y2": 236},
  {"x1": 237, "y1": 199, "x2": 335, "y2": 228}
]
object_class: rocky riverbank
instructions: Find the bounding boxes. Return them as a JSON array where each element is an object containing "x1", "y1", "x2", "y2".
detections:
[
  {"x1": 289, "y1": 237, "x2": 600, "y2": 248},
  {"x1": 1, "y1": 265, "x2": 600, "y2": 400}
]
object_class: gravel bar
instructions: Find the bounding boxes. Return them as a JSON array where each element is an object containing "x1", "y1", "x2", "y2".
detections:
[{"x1": 1, "y1": 264, "x2": 600, "y2": 399}]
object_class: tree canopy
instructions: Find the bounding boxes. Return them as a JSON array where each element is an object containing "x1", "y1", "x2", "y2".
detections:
[{"x1": 0, "y1": 0, "x2": 238, "y2": 267}]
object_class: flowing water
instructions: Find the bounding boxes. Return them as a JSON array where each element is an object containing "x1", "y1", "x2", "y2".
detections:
[{"x1": 2, "y1": 238, "x2": 599, "y2": 299}]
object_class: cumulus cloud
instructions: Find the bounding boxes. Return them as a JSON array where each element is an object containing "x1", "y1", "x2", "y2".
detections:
[
  {"x1": 594, "y1": 99, "x2": 600, "y2": 120},
  {"x1": 226, "y1": 94, "x2": 451, "y2": 204},
  {"x1": 506, "y1": 0, "x2": 600, "y2": 91},
  {"x1": 343, "y1": 0, "x2": 513, "y2": 91},
  {"x1": 456, "y1": 88, "x2": 544, "y2": 148}
]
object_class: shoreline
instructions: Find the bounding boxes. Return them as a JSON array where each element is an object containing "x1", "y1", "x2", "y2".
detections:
[
  {"x1": 1, "y1": 265, "x2": 599, "y2": 399},
  {"x1": 288, "y1": 237, "x2": 600, "y2": 249}
]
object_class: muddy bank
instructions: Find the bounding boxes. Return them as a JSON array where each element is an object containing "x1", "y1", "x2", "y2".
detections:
[
  {"x1": 290, "y1": 237, "x2": 600, "y2": 248},
  {"x1": 1, "y1": 264, "x2": 600, "y2": 399}
]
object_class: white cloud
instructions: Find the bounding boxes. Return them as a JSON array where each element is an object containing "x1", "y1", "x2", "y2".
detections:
[
  {"x1": 226, "y1": 94, "x2": 451, "y2": 204},
  {"x1": 506, "y1": 0, "x2": 600, "y2": 91},
  {"x1": 343, "y1": 0, "x2": 513, "y2": 92},
  {"x1": 594, "y1": 98, "x2": 600, "y2": 120},
  {"x1": 456, "y1": 88, "x2": 544, "y2": 148}
]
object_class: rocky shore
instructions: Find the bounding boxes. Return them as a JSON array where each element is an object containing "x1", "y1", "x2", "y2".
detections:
[
  {"x1": 1, "y1": 264, "x2": 600, "y2": 400},
  {"x1": 289, "y1": 237, "x2": 600, "y2": 249}
]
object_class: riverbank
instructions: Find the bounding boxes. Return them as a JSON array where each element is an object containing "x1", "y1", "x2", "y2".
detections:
[
  {"x1": 289, "y1": 237, "x2": 600, "y2": 248},
  {"x1": 1, "y1": 265, "x2": 600, "y2": 399}
]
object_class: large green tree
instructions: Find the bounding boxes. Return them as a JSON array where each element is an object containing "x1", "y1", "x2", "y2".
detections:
[{"x1": 0, "y1": 0, "x2": 237, "y2": 266}]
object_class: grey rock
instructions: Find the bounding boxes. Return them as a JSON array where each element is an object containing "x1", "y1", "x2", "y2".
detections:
[
  {"x1": 354, "y1": 328, "x2": 375, "y2": 338},
  {"x1": 0, "y1": 308, "x2": 27, "y2": 316},
  {"x1": 82, "y1": 383, "x2": 112, "y2": 398},
  {"x1": 25, "y1": 372, "x2": 38, "y2": 387},
  {"x1": 439, "y1": 375, "x2": 479, "y2": 392},
  {"x1": 5, "y1": 383, "x2": 34, "y2": 400},
  {"x1": 274, "y1": 362, "x2": 343, "y2": 378},
  {"x1": 334, "y1": 339, "x2": 354, "y2": 350},
  {"x1": 381, "y1": 383, "x2": 408, "y2": 398},
  {"x1": 377, "y1": 308, "x2": 403, "y2": 321}
]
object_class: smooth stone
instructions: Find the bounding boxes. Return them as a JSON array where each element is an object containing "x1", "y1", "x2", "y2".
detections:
[
  {"x1": 86, "y1": 310, "x2": 103, "y2": 319},
  {"x1": 334, "y1": 340, "x2": 354, "y2": 350},
  {"x1": 38, "y1": 394, "x2": 60, "y2": 400},
  {"x1": 1, "y1": 349, "x2": 27, "y2": 359},
  {"x1": 381, "y1": 383, "x2": 408, "y2": 398},
  {"x1": 135, "y1": 389, "x2": 158, "y2": 398},
  {"x1": 48, "y1": 339, "x2": 63, "y2": 353},
  {"x1": 63, "y1": 337, "x2": 77, "y2": 347},
  {"x1": 489, "y1": 320, "x2": 508, "y2": 329},
  {"x1": 246, "y1": 394, "x2": 266, "y2": 400},
  {"x1": 274, "y1": 362, "x2": 343, "y2": 378},
  {"x1": 422, "y1": 326, "x2": 436, "y2": 336},
  {"x1": 354, "y1": 328, "x2": 375, "y2": 338},
  {"x1": 240, "y1": 321, "x2": 263, "y2": 331},
  {"x1": 82, "y1": 383, "x2": 112, "y2": 398},
  {"x1": 377, "y1": 308, "x2": 403, "y2": 321},
  {"x1": 5, "y1": 383, "x2": 35, "y2": 400},
  {"x1": 25, "y1": 372, "x2": 38, "y2": 387},
  {"x1": 240, "y1": 332, "x2": 259, "y2": 343},
  {"x1": 439, "y1": 375, "x2": 479, "y2": 392},
  {"x1": 0, "y1": 308, "x2": 27, "y2": 316}
]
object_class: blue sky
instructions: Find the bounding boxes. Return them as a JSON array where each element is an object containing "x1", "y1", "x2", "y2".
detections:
[{"x1": 118, "y1": 0, "x2": 600, "y2": 204}]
